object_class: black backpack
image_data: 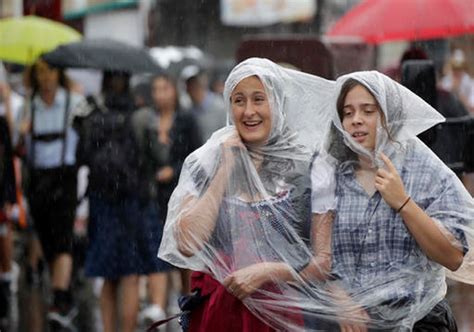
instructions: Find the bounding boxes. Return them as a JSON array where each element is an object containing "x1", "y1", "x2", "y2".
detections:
[{"x1": 76, "y1": 96, "x2": 139, "y2": 202}]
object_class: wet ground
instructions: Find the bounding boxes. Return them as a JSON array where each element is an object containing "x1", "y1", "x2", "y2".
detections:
[
  {"x1": 4, "y1": 231, "x2": 474, "y2": 331},
  {"x1": 5, "y1": 272, "x2": 473, "y2": 331},
  {"x1": 9, "y1": 267, "x2": 182, "y2": 332}
]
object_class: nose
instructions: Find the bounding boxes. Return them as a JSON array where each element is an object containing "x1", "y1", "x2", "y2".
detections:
[
  {"x1": 351, "y1": 110, "x2": 363, "y2": 125},
  {"x1": 243, "y1": 100, "x2": 256, "y2": 117}
]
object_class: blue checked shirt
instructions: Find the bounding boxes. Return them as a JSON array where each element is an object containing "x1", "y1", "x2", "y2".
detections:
[{"x1": 329, "y1": 141, "x2": 467, "y2": 302}]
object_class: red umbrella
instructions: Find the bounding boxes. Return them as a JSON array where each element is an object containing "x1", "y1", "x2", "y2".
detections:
[{"x1": 326, "y1": 0, "x2": 474, "y2": 44}]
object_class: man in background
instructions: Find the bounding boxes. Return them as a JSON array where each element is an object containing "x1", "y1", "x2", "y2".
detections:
[{"x1": 181, "y1": 65, "x2": 226, "y2": 141}]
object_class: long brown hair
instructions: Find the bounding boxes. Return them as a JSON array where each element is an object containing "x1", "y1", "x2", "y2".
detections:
[{"x1": 29, "y1": 58, "x2": 70, "y2": 96}]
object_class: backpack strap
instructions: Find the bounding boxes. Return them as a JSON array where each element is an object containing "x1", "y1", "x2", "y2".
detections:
[{"x1": 60, "y1": 91, "x2": 71, "y2": 167}]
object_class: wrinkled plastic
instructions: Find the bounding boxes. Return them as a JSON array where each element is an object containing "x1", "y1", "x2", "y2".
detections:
[
  {"x1": 319, "y1": 71, "x2": 474, "y2": 329},
  {"x1": 159, "y1": 62, "x2": 474, "y2": 331}
]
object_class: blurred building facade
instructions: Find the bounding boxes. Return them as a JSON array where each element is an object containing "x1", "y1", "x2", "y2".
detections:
[{"x1": 1, "y1": 0, "x2": 473, "y2": 75}]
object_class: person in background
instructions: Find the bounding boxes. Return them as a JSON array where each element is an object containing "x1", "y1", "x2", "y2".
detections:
[
  {"x1": 441, "y1": 49, "x2": 474, "y2": 113},
  {"x1": 77, "y1": 70, "x2": 159, "y2": 332},
  {"x1": 2, "y1": 62, "x2": 41, "y2": 291},
  {"x1": 398, "y1": 47, "x2": 469, "y2": 119},
  {"x1": 399, "y1": 47, "x2": 473, "y2": 193},
  {"x1": 0, "y1": 89, "x2": 17, "y2": 331},
  {"x1": 181, "y1": 65, "x2": 227, "y2": 141},
  {"x1": 0, "y1": 63, "x2": 23, "y2": 132},
  {"x1": 132, "y1": 79, "x2": 153, "y2": 109},
  {"x1": 132, "y1": 72, "x2": 202, "y2": 325},
  {"x1": 210, "y1": 72, "x2": 227, "y2": 96},
  {"x1": 17, "y1": 58, "x2": 84, "y2": 330}
]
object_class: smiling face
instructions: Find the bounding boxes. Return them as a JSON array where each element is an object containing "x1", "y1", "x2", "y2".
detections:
[
  {"x1": 230, "y1": 76, "x2": 272, "y2": 146},
  {"x1": 341, "y1": 84, "x2": 381, "y2": 151}
]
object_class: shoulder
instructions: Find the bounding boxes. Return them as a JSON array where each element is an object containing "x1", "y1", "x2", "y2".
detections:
[
  {"x1": 69, "y1": 91, "x2": 84, "y2": 104},
  {"x1": 402, "y1": 140, "x2": 454, "y2": 184},
  {"x1": 311, "y1": 152, "x2": 336, "y2": 187},
  {"x1": 56, "y1": 88, "x2": 83, "y2": 106},
  {"x1": 72, "y1": 95, "x2": 98, "y2": 119},
  {"x1": 403, "y1": 140, "x2": 435, "y2": 167},
  {"x1": 132, "y1": 107, "x2": 155, "y2": 123}
]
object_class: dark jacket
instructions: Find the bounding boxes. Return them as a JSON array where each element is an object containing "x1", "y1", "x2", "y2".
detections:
[
  {"x1": 132, "y1": 107, "x2": 202, "y2": 218},
  {"x1": 0, "y1": 116, "x2": 16, "y2": 206}
]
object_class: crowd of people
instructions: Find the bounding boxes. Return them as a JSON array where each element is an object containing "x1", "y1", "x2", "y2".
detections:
[
  {"x1": 0, "y1": 58, "x2": 226, "y2": 332},
  {"x1": 0, "y1": 47, "x2": 473, "y2": 332}
]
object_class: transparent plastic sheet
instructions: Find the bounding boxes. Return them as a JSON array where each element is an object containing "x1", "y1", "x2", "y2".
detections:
[
  {"x1": 159, "y1": 58, "x2": 346, "y2": 331},
  {"x1": 319, "y1": 71, "x2": 474, "y2": 330},
  {"x1": 158, "y1": 61, "x2": 474, "y2": 331}
]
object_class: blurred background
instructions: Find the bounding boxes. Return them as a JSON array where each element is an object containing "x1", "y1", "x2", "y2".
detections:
[{"x1": 1, "y1": 1, "x2": 473, "y2": 331}]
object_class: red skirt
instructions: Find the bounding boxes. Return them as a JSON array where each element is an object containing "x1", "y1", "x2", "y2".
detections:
[{"x1": 189, "y1": 272, "x2": 276, "y2": 332}]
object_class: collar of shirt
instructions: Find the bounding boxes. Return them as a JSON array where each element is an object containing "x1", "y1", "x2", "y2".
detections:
[{"x1": 33, "y1": 87, "x2": 66, "y2": 110}]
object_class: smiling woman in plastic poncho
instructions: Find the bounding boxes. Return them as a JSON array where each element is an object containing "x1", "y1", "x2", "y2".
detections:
[
  {"x1": 158, "y1": 58, "x2": 337, "y2": 331},
  {"x1": 315, "y1": 71, "x2": 474, "y2": 331}
]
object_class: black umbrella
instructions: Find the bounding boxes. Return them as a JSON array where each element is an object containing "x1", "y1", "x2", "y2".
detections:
[{"x1": 43, "y1": 38, "x2": 162, "y2": 73}]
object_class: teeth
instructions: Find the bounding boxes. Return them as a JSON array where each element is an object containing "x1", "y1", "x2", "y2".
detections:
[{"x1": 244, "y1": 121, "x2": 261, "y2": 126}]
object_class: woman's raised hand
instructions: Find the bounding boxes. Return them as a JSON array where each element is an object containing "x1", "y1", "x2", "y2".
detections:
[
  {"x1": 375, "y1": 153, "x2": 409, "y2": 210},
  {"x1": 220, "y1": 131, "x2": 246, "y2": 169}
]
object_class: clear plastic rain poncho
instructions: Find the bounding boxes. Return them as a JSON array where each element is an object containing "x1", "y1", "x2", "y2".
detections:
[
  {"x1": 158, "y1": 60, "x2": 474, "y2": 331},
  {"x1": 319, "y1": 71, "x2": 474, "y2": 330},
  {"x1": 159, "y1": 57, "x2": 341, "y2": 330}
]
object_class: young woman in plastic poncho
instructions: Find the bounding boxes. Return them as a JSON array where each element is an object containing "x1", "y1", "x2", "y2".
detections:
[
  {"x1": 314, "y1": 71, "x2": 474, "y2": 330},
  {"x1": 158, "y1": 58, "x2": 336, "y2": 331}
]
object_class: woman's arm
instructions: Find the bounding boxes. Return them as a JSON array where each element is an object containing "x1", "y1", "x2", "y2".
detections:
[
  {"x1": 222, "y1": 262, "x2": 293, "y2": 300},
  {"x1": 222, "y1": 211, "x2": 334, "y2": 299},
  {"x1": 375, "y1": 153, "x2": 464, "y2": 271},
  {"x1": 176, "y1": 133, "x2": 243, "y2": 257},
  {"x1": 300, "y1": 212, "x2": 334, "y2": 282},
  {"x1": 398, "y1": 200, "x2": 464, "y2": 271}
]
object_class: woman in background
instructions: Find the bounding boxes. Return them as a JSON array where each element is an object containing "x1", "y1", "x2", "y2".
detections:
[{"x1": 132, "y1": 73, "x2": 202, "y2": 324}]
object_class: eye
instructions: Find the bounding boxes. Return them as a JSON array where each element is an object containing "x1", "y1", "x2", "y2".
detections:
[
  {"x1": 254, "y1": 94, "x2": 266, "y2": 104},
  {"x1": 342, "y1": 109, "x2": 352, "y2": 117},
  {"x1": 363, "y1": 105, "x2": 378, "y2": 114},
  {"x1": 232, "y1": 97, "x2": 244, "y2": 105}
]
